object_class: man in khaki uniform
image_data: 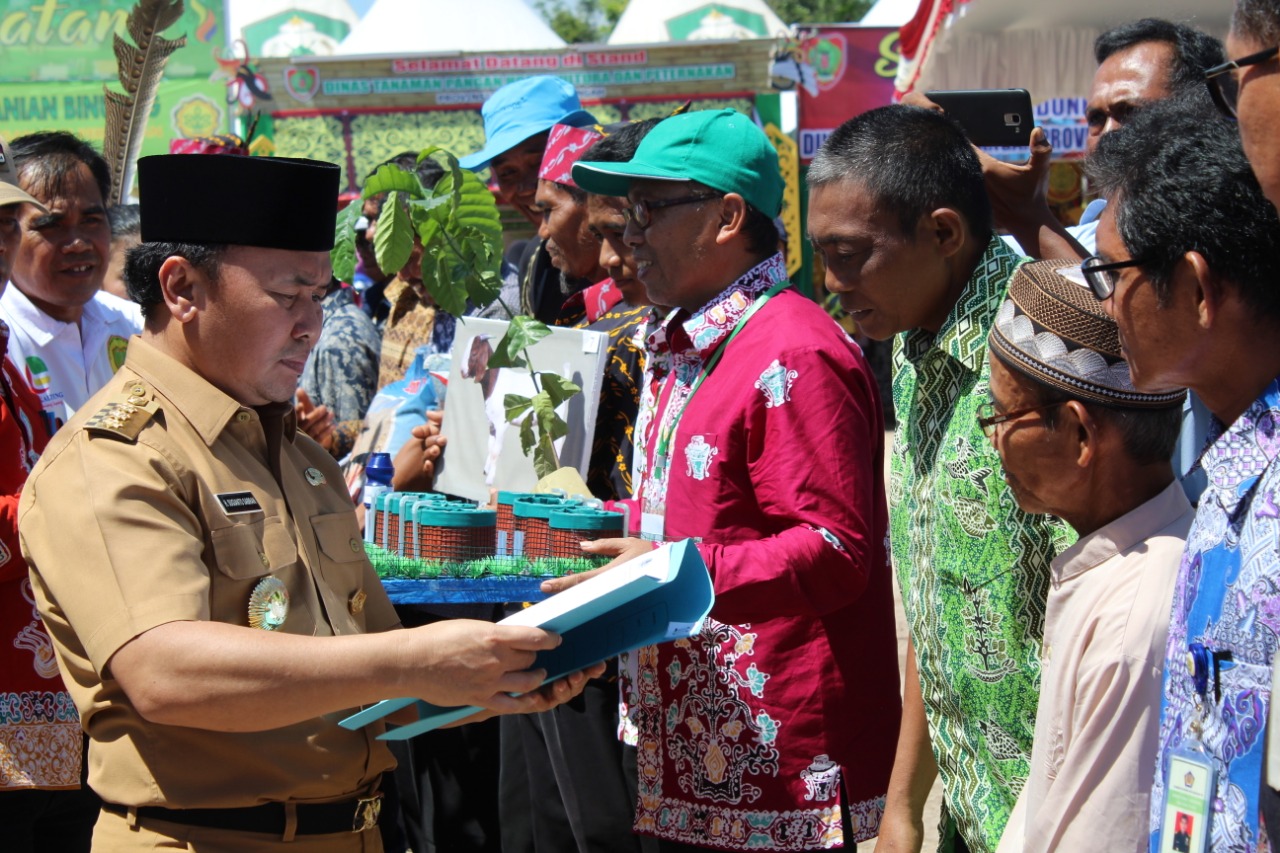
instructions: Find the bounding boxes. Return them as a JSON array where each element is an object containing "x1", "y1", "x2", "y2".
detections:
[{"x1": 18, "y1": 153, "x2": 596, "y2": 852}]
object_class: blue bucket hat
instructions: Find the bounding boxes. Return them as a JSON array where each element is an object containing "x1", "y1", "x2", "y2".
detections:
[{"x1": 459, "y1": 76, "x2": 596, "y2": 171}]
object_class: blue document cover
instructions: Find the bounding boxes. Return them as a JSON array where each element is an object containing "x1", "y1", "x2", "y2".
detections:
[{"x1": 340, "y1": 538, "x2": 715, "y2": 738}]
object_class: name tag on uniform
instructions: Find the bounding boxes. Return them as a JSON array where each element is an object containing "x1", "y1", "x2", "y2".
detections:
[{"x1": 216, "y1": 491, "x2": 263, "y2": 516}]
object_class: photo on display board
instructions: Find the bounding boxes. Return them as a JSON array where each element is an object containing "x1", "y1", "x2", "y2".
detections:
[{"x1": 434, "y1": 317, "x2": 606, "y2": 502}]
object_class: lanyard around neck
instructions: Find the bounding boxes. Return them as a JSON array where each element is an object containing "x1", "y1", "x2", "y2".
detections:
[{"x1": 652, "y1": 280, "x2": 789, "y2": 475}]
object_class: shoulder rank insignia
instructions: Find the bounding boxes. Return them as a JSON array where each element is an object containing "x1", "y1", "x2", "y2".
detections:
[{"x1": 84, "y1": 382, "x2": 158, "y2": 441}]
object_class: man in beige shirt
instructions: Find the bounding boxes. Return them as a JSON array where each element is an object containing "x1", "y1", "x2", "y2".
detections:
[
  {"x1": 18, "y1": 152, "x2": 597, "y2": 852},
  {"x1": 981, "y1": 260, "x2": 1190, "y2": 853}
]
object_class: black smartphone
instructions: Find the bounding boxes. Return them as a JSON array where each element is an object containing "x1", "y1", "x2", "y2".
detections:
[{"x1": 925, "y1": 89, "x2": 1034, "y2": 147}]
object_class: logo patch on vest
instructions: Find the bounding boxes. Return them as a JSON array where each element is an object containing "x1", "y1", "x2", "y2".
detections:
[{"x1": 216, "y1": 491, "x2": 263, "y2": 515}]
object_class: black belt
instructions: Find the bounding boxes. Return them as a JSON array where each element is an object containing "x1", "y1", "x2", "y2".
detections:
[{"x1": 102, "y1": 792, "x2": 383, "y2": 836}]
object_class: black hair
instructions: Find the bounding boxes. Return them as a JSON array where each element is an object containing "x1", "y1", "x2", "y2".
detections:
[
  {"x1": 808, "y1": 105, "x2": 993, "y2": 246},
  {"x1": 367, "y1": 150, "x2": 445, "y2": 189},
  {"x1": 1234, "y1": 0, "x2": 1280, "y2": 47},
  {"x1": 1094, "y1": 19, "x2": 1226, "y2": 97},
  {"x1": 108, "y1": 204, "x2": 141, "y2": 240},
  {"x1": 578, "y1": 118, "x2": 662, "y2": 165},
  {"x1": 1086, "y1": 99, "x2": 1280, "y2": 319},
  {"x1": 10, "y1": 131, "x2": 111, "y2": 203},
  {"x1": 741, "y1": 203, "x2": 782, "y2": 258},
  {"x1": 992, "y1": 348, "x2": 1182, "y2": 465},
  {"x1": 123, "y1": 242, "x2": 225, "y2": 322},
  {"x1": 361, "y1": 150, "x2": 446, "y2": 218}
]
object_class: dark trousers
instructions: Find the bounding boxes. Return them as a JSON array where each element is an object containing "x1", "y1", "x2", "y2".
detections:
[
  {"x1": 500, "y1": 673, "x2": 654, "y2": 853},
  {"x1": 388, "y1": 604, "x2": 504, "y2": 853},
  {"x1": 0, "y1": 769, "x2": 99, "y2": 853}
]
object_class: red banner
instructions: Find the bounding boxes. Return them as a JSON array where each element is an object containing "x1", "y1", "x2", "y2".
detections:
[{"x1": 790, "y1": 27, "x2": 900, "y2": 163}]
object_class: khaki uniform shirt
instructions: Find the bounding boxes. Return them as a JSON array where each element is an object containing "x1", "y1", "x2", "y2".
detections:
[{"x1": 19, "y1": 336, "x2": 398, "y2": 809}]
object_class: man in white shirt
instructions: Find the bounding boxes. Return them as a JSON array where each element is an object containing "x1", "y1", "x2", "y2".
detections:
[
  {"x1": 0, "y1": 132, "x2": 140, "y2": 433},
  {"x1": 984, "y1": 260, "x2": 1190, "y2": 853}
]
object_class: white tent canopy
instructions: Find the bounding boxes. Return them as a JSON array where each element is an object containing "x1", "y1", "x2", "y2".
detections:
[
  {"x1": 901, "y1": 0, "x2": 1232, "y2": 100},
  {"x1": 859, "y1": 0, "x2": 917, "y2": 27},
  {"x1": 337, "y1": 0, "x2": 566, "y2": 55},
  {"x1": 609, "y1": 0, "x2": 788, "y2": 45},
  {"x1": 228, "y1": 0, "x2": 361, "y2": 57}
]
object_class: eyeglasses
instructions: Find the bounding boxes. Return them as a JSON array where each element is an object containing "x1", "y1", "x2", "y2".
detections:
[
  {"x1": 977, "y1": 400, "x2": 1062, "y2": 437},
  {"x1": 1205, "y1": 45, "x2": 1279, "y2": 118},
  {"x1": 1081, "y1": 254, "x2": 1146, "y2": 299},
  {"x1": 622, "y1": 194, "x2": 720, "y2": 230}
]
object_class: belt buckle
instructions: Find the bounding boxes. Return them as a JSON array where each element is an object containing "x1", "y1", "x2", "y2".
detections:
[{"x1": 352, "y1": 793, "x2": 382, "y2": 833}]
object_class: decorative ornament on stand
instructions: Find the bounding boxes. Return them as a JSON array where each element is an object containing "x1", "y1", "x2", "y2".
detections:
[
  {"x1": 102, "y1": 0, "x2": 188, "y2": 206},
  {"x1": 213, "y1": 40, "x2": 274, "y2": 111}
]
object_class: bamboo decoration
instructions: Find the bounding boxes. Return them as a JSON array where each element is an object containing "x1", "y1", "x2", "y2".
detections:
[{"x1": 103, "y1": 0, "x2": 187, "y2": 206}]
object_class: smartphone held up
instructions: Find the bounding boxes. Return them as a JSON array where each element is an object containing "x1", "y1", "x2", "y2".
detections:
[{"x1": 925, "y1": 89, "x2": 1035, "y2": 147}]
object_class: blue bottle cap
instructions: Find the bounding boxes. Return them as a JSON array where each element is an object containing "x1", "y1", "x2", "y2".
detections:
[{"x1": 366, "y1": 452, "x2": 394, "y2": 487}]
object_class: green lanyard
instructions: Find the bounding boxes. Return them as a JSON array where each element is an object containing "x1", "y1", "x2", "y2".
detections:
[{"x1": 651, "y1": 280, "x2": 790, "y2": 480}]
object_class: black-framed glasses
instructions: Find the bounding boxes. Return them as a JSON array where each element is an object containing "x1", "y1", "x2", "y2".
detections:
[
  {"x1": 1205, "y1": 45, "x2": 1279, "y2": 118},
  {"x1": 977, "y1": 400, "x2": 1062, "y2": 437},
  {"x1": 1081, "y1": 254, "x2": 1146, "y2": 299},
  {"x1": 622, "y1": 193, "x2": 721, "y2": 230}
]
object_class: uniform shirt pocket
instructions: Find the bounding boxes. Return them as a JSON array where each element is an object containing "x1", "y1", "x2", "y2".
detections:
[
  {"x1": 209, "y1": 516, "x2": 299, "y2": 579},
  {"x1": 311, "y1": 511, "x2": 372, "y2": 633}
]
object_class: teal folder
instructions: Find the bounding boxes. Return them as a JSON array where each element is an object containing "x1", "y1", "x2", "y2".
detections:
[{"x1": 340, "y1": 538, "x2": 715, "y2": 738}]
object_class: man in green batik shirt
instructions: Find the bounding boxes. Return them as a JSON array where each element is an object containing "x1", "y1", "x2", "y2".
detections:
[{"x1": 807, "y1": 105, "x2": 1072, "y2": 853}]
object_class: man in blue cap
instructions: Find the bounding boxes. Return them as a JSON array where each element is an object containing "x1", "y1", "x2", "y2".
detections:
[
  {"x1": 461, "y1": 76, "x2": 599, "y2": 323},
  {"x1": 550, "y1": 109, "x2": 901, "y2": 851}
]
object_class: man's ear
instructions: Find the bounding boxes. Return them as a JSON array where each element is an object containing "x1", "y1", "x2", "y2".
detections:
[
  {"x1": 1062, "y1": 399, "x2": 1097, "y2": 470},
  {"x1": 1180, "y1": 250, "x2": 1225, "y2": 331},
  {"x1": 925, "y1": 208, "x2": 968, "y2": 260},
  {"x1": 715, "y1": 193, "x2": 749, "y2": 246},
  {"x1": 157, "y1": 256, "x2": 204, "y2": 325}
]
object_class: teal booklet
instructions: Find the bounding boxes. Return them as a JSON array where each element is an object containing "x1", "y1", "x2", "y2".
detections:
[{"x1": 340, "y1": 538, "x2": 715, "y2": 738}]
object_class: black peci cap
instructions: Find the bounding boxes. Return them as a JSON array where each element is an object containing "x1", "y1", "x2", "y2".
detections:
[{"x1": 137, "y1": 154, "x2": 341, "y2": 252}]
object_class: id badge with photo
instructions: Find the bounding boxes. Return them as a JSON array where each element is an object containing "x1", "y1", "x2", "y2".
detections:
[
  {"x1": 640, "y1": 455, "x2": 667, "y2": 540},
  {"x1": 1158, "y1": 749, "x2": 1217, "y2": 853}
]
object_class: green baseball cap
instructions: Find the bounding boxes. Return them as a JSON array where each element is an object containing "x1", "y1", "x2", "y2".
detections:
[{"x1": 572, "y1": 109, "x2": 783, "y2": 218}]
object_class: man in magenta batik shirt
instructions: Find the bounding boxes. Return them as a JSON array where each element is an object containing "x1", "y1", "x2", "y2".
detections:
[{"x1": 547, "y1": 110, "x2": 900, "y2": 852}]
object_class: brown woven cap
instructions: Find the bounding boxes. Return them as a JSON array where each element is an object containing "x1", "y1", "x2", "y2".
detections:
[
  {"x1": 989, "y1": 260, "x2": 1185, "y2": 409},
  {"x1": 0, "y1": 134, "x2": 44, "y2": 211}
]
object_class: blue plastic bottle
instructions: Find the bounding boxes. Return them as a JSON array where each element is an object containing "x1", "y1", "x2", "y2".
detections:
[{"x1": 362, "y1": 452, "x2": 394, "y2": 543}]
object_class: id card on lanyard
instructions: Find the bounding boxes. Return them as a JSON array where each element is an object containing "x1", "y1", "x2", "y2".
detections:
[
  {"x1": 639, "y1": 281, "x2": 789, "y2": 540},
  {"x1": 1158, "y1": 643, "x2": 1223, "y2": 853}
]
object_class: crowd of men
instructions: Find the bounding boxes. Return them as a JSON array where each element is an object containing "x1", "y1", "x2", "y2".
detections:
[{"x1": 1, "y1": 3, "x2": 1280, "y2": 853}]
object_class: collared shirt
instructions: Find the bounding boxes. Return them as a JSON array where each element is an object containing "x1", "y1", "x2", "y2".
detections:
[
  {"x1": 626, "y1": 253, "x2": 900, "y2": 850},
  {"x1": 0, "y1": 319, "x2": 65, "y2": 791},
  {"x1": 19, "y1": 336, "x2": 398, "y2": 809},
  {"x1": 890, "y1": 236, "x2": 1072, "y2": 853},
  {"x1": 0, "y1": 286, "x2": 141, "y2": 432},
  {"x1": 1149, "y1": 377, "x2": 1280, "y2": 853},
  {"x1": 301, "y1": 285, "x2": 382, "y2": 459},
  {"x1": 559, "y1": 285, "x2": 648, "y2": 501},
  {"x1": 998, "y1": 481, "x2": 1191, "y2": 853}
]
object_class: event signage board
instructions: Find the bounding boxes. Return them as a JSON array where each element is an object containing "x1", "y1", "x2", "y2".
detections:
[
  {"x1": 0, "y1": 77, "x2": 227, "y2": 158},
  {"x1": 0, "y1": 0, "x2": 226, "y2": 83},
  {"x1": 260, "y1": 39, "x2": 774, "y2": 110},
  {"x1": 793, "y1": 26, "x2": 899, "y2": 163}
]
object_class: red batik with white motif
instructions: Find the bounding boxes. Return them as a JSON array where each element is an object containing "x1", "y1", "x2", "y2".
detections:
[
  {"x1": 617, "y1": 254, "x2": 901, "y2": 850},
  {"x1": 0, "y1": 320, "x2": 75, "y2": 790}
]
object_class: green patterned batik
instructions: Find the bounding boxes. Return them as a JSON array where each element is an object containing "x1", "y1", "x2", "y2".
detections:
[{"x1": 889, "y1": 237, "x2": 1073, "y2": 853}]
